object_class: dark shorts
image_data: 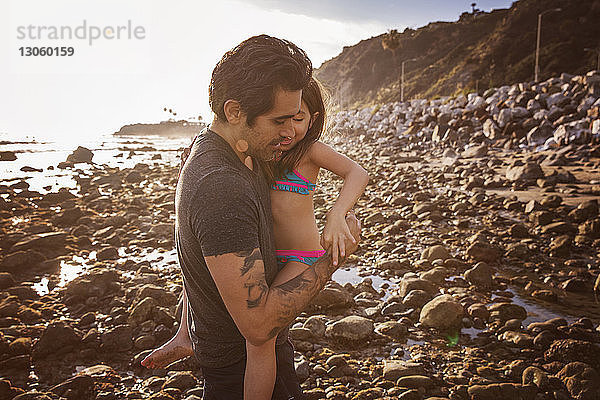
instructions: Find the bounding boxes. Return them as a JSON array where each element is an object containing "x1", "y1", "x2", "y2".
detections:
[{"x1": 201, "y1": 338, "x2": 305, "y2": 400}]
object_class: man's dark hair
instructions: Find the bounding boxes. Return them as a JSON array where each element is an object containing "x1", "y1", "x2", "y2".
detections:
[{"x1": 209, "y1": 35, "x2": 313, "y2": 125}]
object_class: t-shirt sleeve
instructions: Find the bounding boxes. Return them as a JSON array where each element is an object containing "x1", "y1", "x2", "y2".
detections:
[{"x1": 189, "y1": 172, "x2": 260, "y2": 257}]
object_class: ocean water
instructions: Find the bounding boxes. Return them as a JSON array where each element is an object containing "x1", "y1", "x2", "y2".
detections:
[{"x1": 0, "y1": 132, "x2": 194, "y2": 194}]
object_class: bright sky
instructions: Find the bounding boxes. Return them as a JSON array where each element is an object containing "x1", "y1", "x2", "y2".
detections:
[{"x1": 0, "y1": 0, "x2": 512, "y2": 142}]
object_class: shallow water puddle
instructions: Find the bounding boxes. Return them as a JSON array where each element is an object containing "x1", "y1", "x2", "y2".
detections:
[
  {"x1": 32, "y1": 255, "x2": 94, "y2": 295},
  {"x1": 491, "y1": 289, "x2": 578, "y2": 325},
  {"x1": 332, "y1": 267, "x2": 397, "y2": 298},
  {"x1": 32, "y1": 246, "x2": 181, "y2": 296},
  {"x1": 138, "y1": 247, "x2": 178, "y2": 268}
]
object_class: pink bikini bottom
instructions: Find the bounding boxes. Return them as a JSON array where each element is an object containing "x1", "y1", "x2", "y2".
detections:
[{"x1": 275, "y1": 249, "x2": 326, "y2": 268}]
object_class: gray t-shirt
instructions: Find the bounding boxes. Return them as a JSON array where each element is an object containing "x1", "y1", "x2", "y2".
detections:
[{"x1": 176, "y1": 129, "x2": 283, "y2": 368}]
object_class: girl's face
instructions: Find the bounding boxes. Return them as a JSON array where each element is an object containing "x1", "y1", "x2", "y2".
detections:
[{"x1": 278, "y1": 100, "x2": 315, "y2": 152}]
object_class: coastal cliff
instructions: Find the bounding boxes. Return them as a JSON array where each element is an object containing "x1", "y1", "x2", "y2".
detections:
[{"x1": 315, "y1": 0, "x2": 600, "y2": 108}]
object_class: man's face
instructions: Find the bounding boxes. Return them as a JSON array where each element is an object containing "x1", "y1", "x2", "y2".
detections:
[{"x1": 242, "y1": 88, "x2": 302, "y2": 161}]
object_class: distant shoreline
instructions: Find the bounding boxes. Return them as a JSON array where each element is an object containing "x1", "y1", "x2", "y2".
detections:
[{"x1": 113, "y1": 120, "x2": 206, "y2": 138}]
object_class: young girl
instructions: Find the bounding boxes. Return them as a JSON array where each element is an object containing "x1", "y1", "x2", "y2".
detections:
[{"x1": 142, "y1": 78, "x2": 368, "y2": 399}]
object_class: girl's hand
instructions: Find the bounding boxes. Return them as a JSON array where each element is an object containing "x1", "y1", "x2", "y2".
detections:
[
  {"x1": 178, "y1": 146, "x2": 191, "y2": 178},
  {"x1": 178, "y1": 134, "x2": 198, "y2": 180},
  {"x1": 321, "y1": 211, "x2": 357, "y2": 267}
]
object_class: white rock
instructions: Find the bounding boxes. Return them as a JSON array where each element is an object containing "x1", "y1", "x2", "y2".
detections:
[{"x1": 592, "y1": 120, "x2": 600, "y2": 136}]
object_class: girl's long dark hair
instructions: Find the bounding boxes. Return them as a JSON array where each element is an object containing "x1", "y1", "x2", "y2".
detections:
[{"x1": 261, "y1": 77, "x2": 328, "y2": 183}]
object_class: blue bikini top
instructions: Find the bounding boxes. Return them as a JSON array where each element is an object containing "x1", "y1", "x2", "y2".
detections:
[{"x1": 272, "y1": 169, "x2": 317, "y2": 195}]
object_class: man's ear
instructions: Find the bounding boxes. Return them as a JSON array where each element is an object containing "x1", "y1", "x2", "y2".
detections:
[{"x1": 223, "y1": 99, "x2": 243, "y2": 124}]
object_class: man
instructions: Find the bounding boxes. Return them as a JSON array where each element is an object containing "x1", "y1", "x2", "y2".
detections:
[{"x1": 176, "y1": 35, "x2": 361, "y2": 399}]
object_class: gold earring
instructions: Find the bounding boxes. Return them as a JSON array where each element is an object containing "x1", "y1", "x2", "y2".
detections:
[{"x1": 235, "y1": 139, "x2": 249, "y2": 153}]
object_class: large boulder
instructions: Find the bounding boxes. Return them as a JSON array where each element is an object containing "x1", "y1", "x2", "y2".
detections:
[
  {"x1": 464, "y1": 262, "x2": 493, "y2": 288},
  {"x1": 303, "y1": 316, "x2": 327, "y2": 338},
  {"x1": 462, "y1": 143, "x2": 488, "y2": 158},
  {"x1": 0, "y1": 151, "x2": 17, "y2": 161},
  {"x1": 66, "y1": 146, "x2": 94, "y2": 164},
  {"x1": 544, "y1": 339, "x2": 600, "y2": 369},
  {"x1": 128, "y1": 297, "x2": 157, "y2": 326},
  {"x1": 546, "y1": 92, "x2": 569, "y2": 109},
  {"x1": 10, "y1": 232, "x2": 68, "y2": 253},
  {"x1": 32, "y1": 321, "x2": 81, "y2": 359},
  {"x1": 161, "y1": 371, "x2": 199, "y2": 391},
  {"x1": 402, "y1": 289, "x2": 432, "y2": 309},
  {"x1": 483, "y1": 119, "x2": 500, "y2": 138},
  {"x1": 325, "y1": 316, "x2": 374, "y2": 344},
  {"x1": 466, "y1": 241, "x2": 501, "y2": 263},
  {"x1": 556, "y1": 362, "x2": 599, "y2": 400},
  {"x1": 0, "y1": 250, "x2": 46, "y2": 273},
  {"x1": 488, "y1": 302, "x2": 527, "y2": 322},
  {"x1": 506, "y1": 162, "x2": 544, "y2": 181},
  {"x1": 398, "y1": 277, "x2": 437, "y2": 298},
  {"x1": 419, "y1": 295, "x2": 463, "y2": 331},
  {"x1": 497, "y1": 109, "x2": 513, "y2": 128},
  {"x1": 49, "y1": 375, "x2": 94, "y2": 399},
  {"x1": 468, "y1": 383, "x2": 537, "y2": 400},
  {"x1": 135, "y1": 285, "x2": 178, "y2": 307},
  {"x1": 310, "y1": 284, "x2": 353, "y2": 310},
  {"x1": 101, "y1": 324, "x2": 133, "y2": 351},
  {"x1": 375, "y1": 321, "x2": 408, "y2": 339},
  {"x1": 420, "y1": 245, "x2": 451, "y2": 262},
  {"x1": 526, "y1": 123, "x2": 554, "y2": 146}
]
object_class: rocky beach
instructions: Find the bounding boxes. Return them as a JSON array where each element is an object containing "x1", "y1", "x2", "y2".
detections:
[{"x1": 1, "y1": 69, "x2": 600, "y2": 400}]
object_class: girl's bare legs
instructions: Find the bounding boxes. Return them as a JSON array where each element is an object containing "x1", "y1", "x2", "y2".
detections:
[
  {"x1": 272, "y1": 260, "x2": 310, "y2": 286},
  {"x1": 244, "y1": 338, "x2": 277, "y2": 400},
  {"x1": 242, "y1": 260, "x2": 309, "y2": 399},
  {"x1": 141, "y1": 288, "x2": 194, "y2": 369},
  {"x1": 142, "y1": 261, "x2": 309, "y2": 387}
]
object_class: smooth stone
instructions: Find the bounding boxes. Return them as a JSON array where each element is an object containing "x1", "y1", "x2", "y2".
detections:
[
  {"x1": 325, "y1": 316, "x2": 374, "y2": 344},
  {"x1": 382, "y1": 360, "x2": 424, "y2": 380},
  {"x1": 419, "y1": 294, "x2": 463, "y2": 331}
]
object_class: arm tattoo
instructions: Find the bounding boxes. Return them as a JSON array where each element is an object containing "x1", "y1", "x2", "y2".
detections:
[
  {"x1": 266, "y1": 254, "x2": 334, "y2": 336},
  {"x1": 274, "y1": 274, "x2": 312, "y2": 295},
  {"x1": 236, "y1": 248, "x2": 261, "y2": 276},
  {"x1": 238, "y1": 248, "x2": 268, "y2": 309},
  {"x1": 244, "y1": 279, "x2": 268, "y2": 308},
  {"x1": 234, "y1": 249, "x2": 253, "y2": 257}
]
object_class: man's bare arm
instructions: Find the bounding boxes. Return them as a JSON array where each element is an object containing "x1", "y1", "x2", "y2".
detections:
[{"x1": 205, "y1": 214, "x2": 360, "y2": 346}]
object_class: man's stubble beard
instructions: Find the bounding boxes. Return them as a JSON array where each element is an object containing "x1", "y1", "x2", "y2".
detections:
[{"x1": 242, "y1": 124, "x2": 279, "y2": 162}]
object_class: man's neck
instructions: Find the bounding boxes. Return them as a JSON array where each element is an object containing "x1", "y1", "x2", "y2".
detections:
[
  {"x1": 209, "y1": 121, "x2": 254, "y2": 170},
  {"x1": 210, "y1": 121, "x2": 245, "y2": 162}
]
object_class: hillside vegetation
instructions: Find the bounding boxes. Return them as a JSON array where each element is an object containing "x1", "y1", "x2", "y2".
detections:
[{"x1": 315, "y1": 0, "x2": 600, "y2": 108}]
